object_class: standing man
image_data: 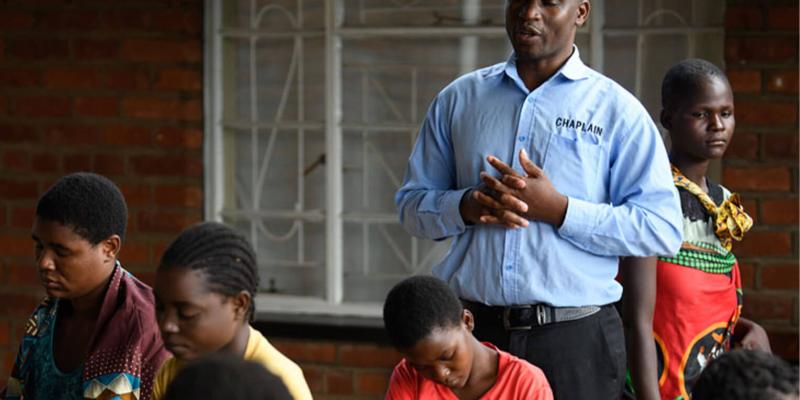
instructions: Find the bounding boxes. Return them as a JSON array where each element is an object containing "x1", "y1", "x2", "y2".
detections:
[{"x1": 395, "y1": 1, "x2": 683, "y2": 398}]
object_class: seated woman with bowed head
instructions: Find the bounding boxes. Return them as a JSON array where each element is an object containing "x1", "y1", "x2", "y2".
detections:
[{"x1": 2, "y1": 172, "x2": 169, "y2": 400}]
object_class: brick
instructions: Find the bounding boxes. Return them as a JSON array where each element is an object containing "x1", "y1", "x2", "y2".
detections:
[
  {"x1": 767, "y1": 331, "x2": 799, "y2": 361},
  {"x1": 63, "y1": 153, "x2": 93, "y2": 172},
  {"x1": 101, "y1": 10, "x2": 150, "y2": 30},
  {"x1": 0, "y1": 205, "x2": 5, "y2": 227},
  {"x1": 10, "y1": 206, "x2": 34, "y2": 229},
  {"x1": 104, "y1": 67, "x2": 151, "y2": 90},
  {"x1": 0, "y1": 294, "x2": 42, "y2": 317},
  {"x1": 734, "y1": 230, "x2": 792, "y2": 257},
  {"x1": 120, "y1": 39, "x2": 201, "y2": 63},
  {"x1": 39, "y1": 11, "x2": 100, "y2": 30},
  {"x1": 153, "y1": 127, "x2": 202, "y2": 149},
  {"x1": 154, "y1": 68, "x2": 201, "y2": 91},
  {"x1": 0, "y1": 11, "x2": 35, "y2": 30},
  {"x1": 75, "y1": 39, "x2": 119, "y2": 59},
  {"x1": 725, "y1": 132, "x2": 758, "y2": 160},
  {"x1": 0, "y1": 96, "x2": 6, "y2": 115},
  {"x1": 75, "y1": 97, "x2": 119, "y2": 117},
  {"x1": 739, "y1": 262, "x2": 755, "y2": 289},
  {"x1": 338, "y1": 344, "x2": 402, "y2": 368},
  {"x1": 766, "y1": 70, "x2": 799, "y2": 94},
  {"x1": 356, "y1": 371, "x2": 390, "y2": 396},
  {"x1": 134, "y1": 270, "x2": 156, "y2": 287},
  {"x1": 724, "y1": 5, "x2": 762, "y2": 30},
  {"x1": 735, "y1": 100, "x2": 796, "y2": 126},
  {"x1": 30, "y1": 152, "x2": 60, "y2": 173},
  {"x1": 14, "y1": 96, "x2": 71, "y2": 118},
  {"x1": 150, "y1": 10, "x2": 202, "y2": 34},
  {"x1": 0, "y1": 125, "x2": 37, "y2": 144},
  {"x1": 0, "y1": 320, "x2": 10, "y2": 347},
  {"x1": 723, "y1": 166, "x2": 791, "y2": 191},
  {"x1": 0, "y1": 179, "x2": 38, "y2": 200},
  {"x1": 0, "y1": 233, "x2": 35, "y2": 257},
  {"x1": 761, "y1": 263, "x2": 799, "y2": 290},
  {"x1": 44, "y1": 67, "x2": 103, "y2": 89},
  {"x1": 154, "y1": 184, "x2": 203, "y2": 208},
  {"x1": 6, "y1": 38, "x2": 69, "y2": 60},
  {"x1": 0, "y1": 68, "x2": 40, "y2": 87},
  {"x1": 2, "y1": 149, "x2": 29, "y2": 170},
  {"x1": 302, "y1": 366, "x2": 324, "y2": 394},
  {"x1": 93, "y1": 153, "x2": 125, "y2": 176},
  {"x1": 763, "y1": 133, "x2": 799, "y2": 160},
  {"x1": 121, "y1": 240, "x2": 150, "y2": 265},
  {"x1": 767, "y1": 6, "x2": 799, "y2": 30},
  {"x1": 726, "y1": 69, "x2": 760, "y2": 93},
  {"x1": 742, "y1": 198, "x2": 758, "y2": 224},
  {"x1": 97, "y1": 125, "x2": 151, "y2": 146},
  {"x1": 120, "y1": 183, "x2": 152, "y2": 206},
  {"x1": 138, "y1": 210, "x2": 200, "y2": 233},
  {"x1": 122, "y1": 97, "x2": 202, "y2": 121},
  {"x1": 7, "y1": 263, "x2": 39, "y2": 287},
  {"x1": 43, "y1": 125, "x2": 97, "y2": 147},
  {"x1": 270, "y1": 340, "x2": 337, "y2": 364},
  {"x1": 130, "y1": 154, "x2": 202, "y2": 177},
  {"x1": 742, "y1": 293, "x2": 794, "y2": 321},
  {"x1": 761, "y1": 198, "x2": 799, "y2": 225},
  {"x1": 725, "y1": 37, "x2": 797, "y2": 64},
  {"x1": 325, "y1": 370, "x2": 354, "y2": 395}
]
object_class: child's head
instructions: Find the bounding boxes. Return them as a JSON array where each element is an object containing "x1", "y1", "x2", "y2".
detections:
[
  {"x1": 155, "y1": 222, "x2": 259, "y2": 361},
  {"x1": 383, "y1": 276, "x2": 477, "y2": 389},
  {"x1": 163, "y1": 353, "x2": 291, "y2": 400},
  {"x1": 660, "y1": 58, "x2": 734, "y2": 161},
  {"x1": 691, "y1": 349, "x2": 799, "y2": 400},
  {"x1": 33, "y1": 172, "x2": 127, "y2": 299}
]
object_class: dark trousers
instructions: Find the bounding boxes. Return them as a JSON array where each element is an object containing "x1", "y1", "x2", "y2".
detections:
[{"x1": 465, "y1": 302, "x2": 626, "y2": 400}]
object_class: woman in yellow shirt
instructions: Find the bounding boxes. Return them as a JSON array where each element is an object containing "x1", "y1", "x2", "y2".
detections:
[{"x1": 150, "y1": 222, "x2": 312, "y2": 400}]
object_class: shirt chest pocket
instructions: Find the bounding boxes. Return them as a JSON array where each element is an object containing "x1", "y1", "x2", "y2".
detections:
[{"x1": 542, "y1": 134, "x2": 603, "y2": 201}]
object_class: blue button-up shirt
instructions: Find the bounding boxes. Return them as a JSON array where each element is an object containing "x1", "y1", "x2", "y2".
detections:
[{"x1": 396, "y1": 48, "x2": 683, "y2": 307}]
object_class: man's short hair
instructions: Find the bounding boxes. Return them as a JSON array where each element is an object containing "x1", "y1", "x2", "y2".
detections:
[
  {"x1": 661, "y1": 58, "x2": 729, "y2": 112},
  {"x1": 383, "y1": 275, "x2": 464, "y2": 349},
  {"x1": 692, "y1": 350, "x2": 799, "y2": 400},
  {"x1": 36, "y1": 172, "x2": 127, "y2": 245},
  {"x1": 163, "y1": 353, "x2": 292, "y2": 400}
]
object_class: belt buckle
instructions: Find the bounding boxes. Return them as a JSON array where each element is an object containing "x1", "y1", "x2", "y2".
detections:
[
  {"x1": 502, "y1": 305, "x2": 532, "y2": 331},
  {"x1": 535, "y1": 304, "x2": 547, "y2": 326}
]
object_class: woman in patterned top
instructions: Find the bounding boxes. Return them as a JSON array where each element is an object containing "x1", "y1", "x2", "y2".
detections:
[{"x1": 649, "y1": 59, "x2": 771, "y2": 400}]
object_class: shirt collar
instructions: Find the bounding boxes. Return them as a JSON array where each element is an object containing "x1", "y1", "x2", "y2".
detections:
[{"x1": 503, "y1": 45, "x2": 590, "y2": 91}]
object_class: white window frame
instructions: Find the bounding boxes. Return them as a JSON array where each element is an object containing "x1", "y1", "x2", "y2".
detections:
[{"x1": 204, "y1": 0, "x2": 723, "y2": 319}]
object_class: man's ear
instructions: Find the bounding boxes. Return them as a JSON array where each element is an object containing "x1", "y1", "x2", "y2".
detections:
[
  {"x1": 462, "y1": 309, "x2": 475, "y2": 332},
  {"x1": 100, "y1": 234, "x2": 121, "y2": 263},
  {"x1": 660, "y1": 109, "x2": 673, "y2": 130},
  {"x1": 575, "y1": 1, "x2": 590, "y2": 27},
  {"x1": 231, "y1": 291, "x2": 252, "y2": 321}
]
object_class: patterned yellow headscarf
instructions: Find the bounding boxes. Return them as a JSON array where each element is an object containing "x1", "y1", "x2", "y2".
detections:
[{"x1": 672, "y1": 165, "x2": 753, "y2": 251}]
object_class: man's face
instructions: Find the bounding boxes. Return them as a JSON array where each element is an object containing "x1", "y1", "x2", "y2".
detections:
[{"x1": 505, "y1": 0, "x2": 589, "y2": 63}]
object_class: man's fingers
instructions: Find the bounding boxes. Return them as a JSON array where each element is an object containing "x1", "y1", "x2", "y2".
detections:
[
  {"x1": 480, "y1": 172, "x2": 516, "y2": 195},
  {"x1": 519, "y1": 149, "x2": 544, "y2": 178},
  {"x1": 473, "y1": 190, "x2": 505, "y2": 210},
  {"x1": 487, "y1": 155, "x2": 521, "y2": 177},
  {"x1": 501, "y1": 174, "x2": 527, "y2": 190},
  {"x1": 498, "y1": 192, "x2": 528, "y2": 214}
]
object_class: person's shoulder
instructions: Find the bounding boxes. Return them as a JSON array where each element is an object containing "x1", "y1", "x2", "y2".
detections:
[
  {"x1": 496, "y1": 349, "x2": 549, "y2": 386},
  {"x1": 438, "y1": 61, "x2": 507, "y2": 97}
]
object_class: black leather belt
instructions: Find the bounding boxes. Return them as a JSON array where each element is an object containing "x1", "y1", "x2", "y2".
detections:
[{"x1": 463, "y1": 299, "x2": 602, "y2": 330}]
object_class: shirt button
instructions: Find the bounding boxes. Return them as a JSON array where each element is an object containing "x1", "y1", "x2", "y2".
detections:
[
  {"x1": 506, "y1": 265, "x2": 513, "y2": 270},
  {"x1": 518, "y1": 136, "x2": 527, "y2": 142}
]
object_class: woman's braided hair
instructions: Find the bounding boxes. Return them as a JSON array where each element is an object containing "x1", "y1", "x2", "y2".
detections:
[{"x1": 160, "y1": 222, "x2": 259, "y2": 322}]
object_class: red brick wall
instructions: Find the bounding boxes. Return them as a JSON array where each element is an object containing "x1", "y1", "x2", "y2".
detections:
[
  {"x1": 724, "y1": 0, "x2": 799, "y2": 361},
  {"x1": 0, "y1": 0, "x2": 204, "y2": 380}
]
